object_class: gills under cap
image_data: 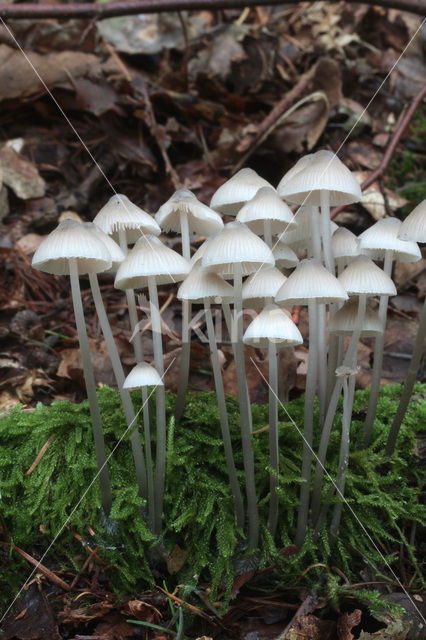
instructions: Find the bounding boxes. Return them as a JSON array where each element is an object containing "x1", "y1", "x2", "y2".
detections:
[
  {"x1": 32, "y1": 219, "x2": 111, "y2": 276},
  {"x1": 93, "y1": 194, "x2": 160, "y2": 243},
  {"x1": 123, "y1": 362, "x2": 163, "y2": 389},
  {"x1": 201, "y1": 221, "x2": 274, "y2": 277},
  {"x1": 177, "y1": 264, "x2": 234, "y2": 303},
  {"x1": 236, "y1": 187, "x2": 296, "y2": 234},
  {"x1": 359, "y1": 217, "x2": 421, "y2": 263},
  {"x1": 329, "y1": 298, "x2": 383, "y2": 337},
  {"x1": 210, "y1": 168, "x2": 273, "y2": 216},
  {"x1": 337, "y1": 255, "x2": 397, "y2": 297},
  {"x1": 114, "y1": 234, "x2": 190, "y2": 290},
  {"x1": 155, "y1": 189, "x2": 223, "y2": 236},
  {"x1": 275, "y1": 258, "x2": 348, "y2": 305},
  {"x1": 243, "y1": 304, "x2": 303, "y2": 349},
  {"x1": 398, "y1": 199, "x2": 426, "y2": 243},
  {"x1": 277, "y1": 150, "x2": 362, "y2": 206}
]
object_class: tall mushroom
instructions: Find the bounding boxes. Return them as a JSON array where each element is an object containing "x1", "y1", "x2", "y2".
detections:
[
  {"x1": 243, "y1": 304, "x2": 303, "y2": 537},
  {"x1": 115, "y1": 234, "x2": 190, "y2": 535},
  {"x1": 156, "y1": 189, "x2": 223, "y2": 422},
  {"x1": 236, "y1": 186, "x2": 296, "y2": 248},
  {"x1": 202, "y1": 221, "x2": 274, "y2": 550},
  {"x1": 32, "y1": 219, "x2": 113, "y2": 514}
]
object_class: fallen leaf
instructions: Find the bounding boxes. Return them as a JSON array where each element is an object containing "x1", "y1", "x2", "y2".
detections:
[
  {"x1": 167, "y1": 544, "x2": 189, "y2": 574},
  {"x1": 337, "y1": 609, "x2": 362, "y2": 640},
  {"x1": 57, "y1": 339, "x2": 117, "y2": 388},
  {"x1": 2, "y1": 584, "x2": 61, "y2": 640},
  {"x1": 0, "y1": 145, "x2": 45, "y2": 200},
  {"x1": 353, "y1": 171, "x2": 408, "y2": 220},
  {"x1": 16, "y1": 233, "x2": 45, "y2": 255}
]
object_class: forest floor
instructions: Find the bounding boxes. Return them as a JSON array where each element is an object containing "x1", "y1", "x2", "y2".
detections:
[{"x1": 0, "y1": 1, "x2": 425, "y2": 639}]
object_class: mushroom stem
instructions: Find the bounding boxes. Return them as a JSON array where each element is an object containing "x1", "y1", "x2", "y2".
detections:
[
  {"x1": 317, "y1": 304, "x2": 327, "y2": 424},
  {"x1": 69, "y1": 258, "x2": 112, "y2": 515},
  {"x1": 310, "y1": 206, "x2": 322, "y2": 261},
  {"x1": 117, "y1": 229, "x2": 152, "y2": 462},
  {"x1": 268, "y1": 340, "x2": 279, "y2": 538},
  {"x1": 233, "y1": 263, "x2": 259, "y2": 550},
  {"x1": 263, "y1": 219, "x2": 272, "y2": 248},
  {"x1": 330, "y1": 373, "x2": 356, "y2": 538},
  {"x1": 89, "y1": 274, "x2": 150, "y2": 515},
  {"x1": 363, "y1": 251, "x2": 393, "y2": 447},
  {"x1": 320, "y1": 191, "x2": 335, "y2": 273},
  {"x1": 148, "y1": 276, "x2": 167, "y2": 536},
  {"x1": 295, "y1": 299, "x2": 318, "y2": 548},
  {"x1": 175, "y1": 211, "x2": 192, "y2": 422},
  {"x1": 204, "y1": 299, "x2": 245, "y2": 529},
  {"x1": 386, "y1": 297, "x2": 426, "y2": 456},
  {"x1": 311, "y1": 294, "x2": 366, "y2": 525}
]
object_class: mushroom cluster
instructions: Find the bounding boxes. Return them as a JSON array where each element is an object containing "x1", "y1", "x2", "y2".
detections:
[{"x1": 31, "y1": 152, "x2": 425, "y2": 550}]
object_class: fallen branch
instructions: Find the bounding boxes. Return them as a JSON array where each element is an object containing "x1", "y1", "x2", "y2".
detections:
[
  {"x1": 2, "y1": 543, "x2": 71, "y2": 592},
  {"x1": 0, "y1": 0, "x2": 424, "y2": 20},
  {"x1": 331, "y1": 84, "x2": 426, "y2": 218}
]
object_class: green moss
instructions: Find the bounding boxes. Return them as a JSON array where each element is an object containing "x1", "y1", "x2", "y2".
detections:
[{"x1": 0, "y1": 384, "x2": 424, "y2": 612}]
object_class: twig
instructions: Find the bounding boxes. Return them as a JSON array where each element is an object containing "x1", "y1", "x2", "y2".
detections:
[
  {"x1": 332, "y1": 84, "x2": 426, "y2": 218},
  {"x1": 3, "y1": 543, "x2": 71, "y2": 592},
  {"x1": 0, "y1": 1, "x2": 424, "y2": 20}
]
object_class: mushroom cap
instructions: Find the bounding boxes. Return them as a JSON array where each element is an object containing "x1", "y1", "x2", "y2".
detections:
[
  {"x1": 337, "y1": 255, "x2": 397, "y2": 297},
  {"x1": 242, "y1": 267, "x2": 287, "y2": 308},
  {"x1": 272, "y1": 239, "x2": 299, "y2": 269},
  {"x1": 155, "y1": 189, "x2": 223, "y2": 236},
  {"x1": 32, "y1": 219, "x2": 111, "y2": 275},
  {"x1": 114, "y1": 234, "x2": 190, "y2": 290},
  {"x1": 84, "y1": 222, "x2": 125, "y2": 271},
  {"x1": 275, "y1": 258, "x2": 348, "y2": 305},
  {"x1": 201, "y1": 221, "x2": 274, "y2": 277},
  {"x1": 177, "y1": 264, "x2": 234, "y2": 303},
  {"x1": 210, "y1": 168, "x2": 273, "y2": 216},
  {"x1": 331, "y1": 227, "x2": 360, "y2": 260},
  {"x1": 329, "y1": 298, "x2": 383, "y2": 336},
  {"x1": 277, "y1": 208, "x2": 337, "y2": 252},
  {"x1": 277, "y1": 150, "x2": 362, "y2": 206},
  {"x1": 359, "y1": 217, "x2": 421, "y2": 263},
  {"x1": 123, "y1": 362, "x2": 163, "y2": 389},
  {"x1": 399, "y1": 199, "x2": 426, "y2": 243},
  {"x1": 93, "y1": 194, "x2": 160, "y2": 244},
  {"x1": 243, "y1": 304, "x2": 303, "y2": 349},
  {"x1": 236, "y1": 186, "x2": 296, "y2": 234}
]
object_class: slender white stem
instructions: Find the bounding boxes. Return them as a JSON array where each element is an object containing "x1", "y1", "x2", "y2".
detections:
[
  {"x1": 69, "y1": 259, "x2": 112, "y2": 515},
  {"x1": 320, "y1": 191, "x2": 334, "y2": 273},
  {"x1": 268, "y1": 340, "x2": 279, "y2": 538},
  {"x1": 233, "y1": 263, "x2": 259, "y2": 550},
  {"x1": 263, "y1": 220, "x2": 272, "y2": 248},
  {"x1": 295, "y1": 300, "x2": 318, "y2": 548},
  {"x1": 148, "y1": 277, "x2": 167, "y2": 536},
  {"x1": 175, "y1": 211, "x2": 192, "y2": 422},
  {"x1": 205, "y1": 300, "x2": 245, "y2": 529},
  {"x1": 310, "y1": 206, "x2": 322, "y2": 261},
  {"x1": 311, "y1": 294, "x2": 366, "y2": 525},
  {"x1": 386, "y1": 296, "x2": 426, "y2": 456},
  {"x1": 363, "y1": 251, "x2": 393, "y2": 447},
  {"x1": 89, "y1": 274, "x2": 149, "y2": 506},
  {"x1": 317, "y1": 303, "x2": 327, "y2": 425}
]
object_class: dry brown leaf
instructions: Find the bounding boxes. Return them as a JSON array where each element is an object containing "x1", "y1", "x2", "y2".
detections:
[
  {"x1": 337, "y1": 609, "x2": 362, "y2": 640},
  {"x1": 166, "y1": 544, "x2": 189, "y2": 575},
  {"x1": 0, "y1": 145, "x2": 45, "y2": 200},
  {"x1": 57, "y1": 339, "x2": 116, "y2": 387},
  {"x1": 0, "y1": 44, "x2": 98, "y2": 102},
  {"x1": 17, "y1": 233, "x2": 45, "y2": 255},
  {"x1": 353, "y1": 171, "x2": 408, "y2": 220}
]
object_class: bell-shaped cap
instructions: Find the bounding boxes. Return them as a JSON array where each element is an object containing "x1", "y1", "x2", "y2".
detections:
[
  {"x1": 243, "y1": 304, "x2": 303, "y2": 349},
  {"x1": 242, "y1": 267, "x2": 287, "y2": 308},
  {"x1": 123, "y1": 362, "x2": 163, "y2": 389},
  {"x1": 32, "y1": 219, "x2": 111, "y2": 276},
  {"x1": 93, "y1": 194, "x2": 160, "y2": 244},
  {"x1": 210, "y1": 168, "x2": 273, "y2": 216},
  {"x1": 277, "y1": 150, "x2": 362, "y2": 206},
  {"x1": 331, "y1": 227, "x2": 360, "y2": 260},
  {"x1": 272, "y1": 239, "x2": 299, "y2": 269},
  {"x1": 115, "y1": 235, "x2": 190, "y2": 290},
  {"x1": 201, "y1": 221, "x2": 274, "y2": 277},
  {"x1": 329, "y1": 298, "x2": 383, "y2": 337},
  {"x1": 275, "y1": 258, "x2": 348, "y2": 305},
  {"x1": 84, "y1": 222, "x2": 125, "y2": 270},
  {"x1": 236, "y1": 187, "x2": 296, "y2": 234},
  {"x1": 399, "y1": 199, "x2": 426, "y2": 243},
  {"x1": 177, "y1": 264, "x2": 233, "y2": 303},
  {"x1": 359, "y1": 217, "x2": 420, "y2": 263},
  {"x1": 338, "y1": 255, "x2": 397, "y2": 297},
  {"x1": 155, "y1": 189, "x2": 223, "y2": 236}
]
